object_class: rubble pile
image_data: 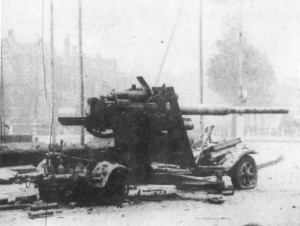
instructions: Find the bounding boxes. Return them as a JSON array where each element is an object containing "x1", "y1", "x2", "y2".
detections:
[{"x1": 0, "y1": 160, "x2": 229, "y2": 219}]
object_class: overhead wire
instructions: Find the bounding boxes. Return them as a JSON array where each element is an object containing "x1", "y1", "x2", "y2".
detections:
[{"x1": 155, "y1": 0, "x2": 185, "y2": 85}]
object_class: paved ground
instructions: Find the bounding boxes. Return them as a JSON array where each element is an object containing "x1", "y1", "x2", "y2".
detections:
[{"x1": 0, "y1": 141, "x2": 300, "y2": 226}]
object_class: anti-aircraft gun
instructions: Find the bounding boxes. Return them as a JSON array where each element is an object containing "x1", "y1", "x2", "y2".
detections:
[{"x1": 58, "y1": 77, "x2": 288, "y2": 194}]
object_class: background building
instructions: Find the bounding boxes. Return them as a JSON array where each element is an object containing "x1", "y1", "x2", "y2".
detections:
[{"x1": 1, "y1": 30, "x2": 123, "y2": 139}]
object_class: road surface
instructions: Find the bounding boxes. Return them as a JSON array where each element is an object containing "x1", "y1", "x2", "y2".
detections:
[{"x1": 0, "y1": 141, "x2": 299, "y2": 226}]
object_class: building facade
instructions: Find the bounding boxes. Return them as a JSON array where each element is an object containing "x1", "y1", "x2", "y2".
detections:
[{"x1": 1, "y1": 30, "x2": 120, "y2": 140}]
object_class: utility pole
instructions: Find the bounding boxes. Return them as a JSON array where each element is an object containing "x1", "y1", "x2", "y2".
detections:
[
  {"x1": 238, "y1": 0, "x2": 245, "y2": 138},
  {"x1": 232, "y1": 0, "x2": 244, "y2": 138},
  {"x1": 238, "y1": 0, "x2": 243, "y2": 106},
  {"x1": 199, "y1": 0, "x2": 204, "y2": 132},
  {"x1": 50, "y1": 0, "x2": 56, "y2": 144},
  {"x1": 0, "y1": 43, "x2": 4, "y2": 144},
  {"x1": 34, "y1": 65, "x2": 38, "y2": 139},
  {"x1": 78, "y1": 0, "x2": 85, "y2": 145}
]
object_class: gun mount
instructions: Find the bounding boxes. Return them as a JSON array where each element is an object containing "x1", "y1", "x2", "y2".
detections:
[{"x1": 58, "y1": 77, "x2": 288, "y2": 187}]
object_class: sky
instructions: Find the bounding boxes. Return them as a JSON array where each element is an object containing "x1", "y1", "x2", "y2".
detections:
[{"x1": 1, "y1": 0, "x2": 300, "y2": 88}]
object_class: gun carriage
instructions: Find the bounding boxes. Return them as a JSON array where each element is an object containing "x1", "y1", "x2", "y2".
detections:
[{"x1": 37, "y1": 77, "x2": 288, "y2": 202}]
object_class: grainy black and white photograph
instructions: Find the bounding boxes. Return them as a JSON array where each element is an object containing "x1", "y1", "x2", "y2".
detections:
[{"x1": 0, "y1": 0, "x2": 299, "y2": 225}]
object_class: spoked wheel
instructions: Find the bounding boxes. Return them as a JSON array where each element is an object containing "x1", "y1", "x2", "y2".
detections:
[{"x1": 230, "y1": 155, "x2": 258, "y2": 189}]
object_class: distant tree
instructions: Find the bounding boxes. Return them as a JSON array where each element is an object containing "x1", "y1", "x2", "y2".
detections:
[{"x1": 207, "y1": 27, "x2": 277, "y2": 106}]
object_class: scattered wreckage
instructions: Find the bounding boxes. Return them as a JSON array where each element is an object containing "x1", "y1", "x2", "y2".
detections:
[{"x1": 0, "y1": 77, "x2": 288, "y2": 211}]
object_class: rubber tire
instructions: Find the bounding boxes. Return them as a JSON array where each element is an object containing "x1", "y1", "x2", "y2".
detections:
[
  {"x1": 230, "y1": 155, "x2": 258, "y2": 189},
  {"x1": 104, "y1": 168, "x2": 127, "y2": 204}
]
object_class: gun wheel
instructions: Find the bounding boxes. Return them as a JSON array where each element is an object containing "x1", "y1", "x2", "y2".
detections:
[
  {"x1": 231, "y1": 155, "x2": 257, "y2": 189},
  {"x1": 104, "y1": 168, "x2": 128, "y2": 204}
]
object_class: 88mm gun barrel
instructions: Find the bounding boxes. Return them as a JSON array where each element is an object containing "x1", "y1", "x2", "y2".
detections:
[
  {"x1": 179, "y1": 104, "x2": 289, "y2": 115},
  {"x1": 58, "y1": 76, "x2": 289, "y2": 138}
]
